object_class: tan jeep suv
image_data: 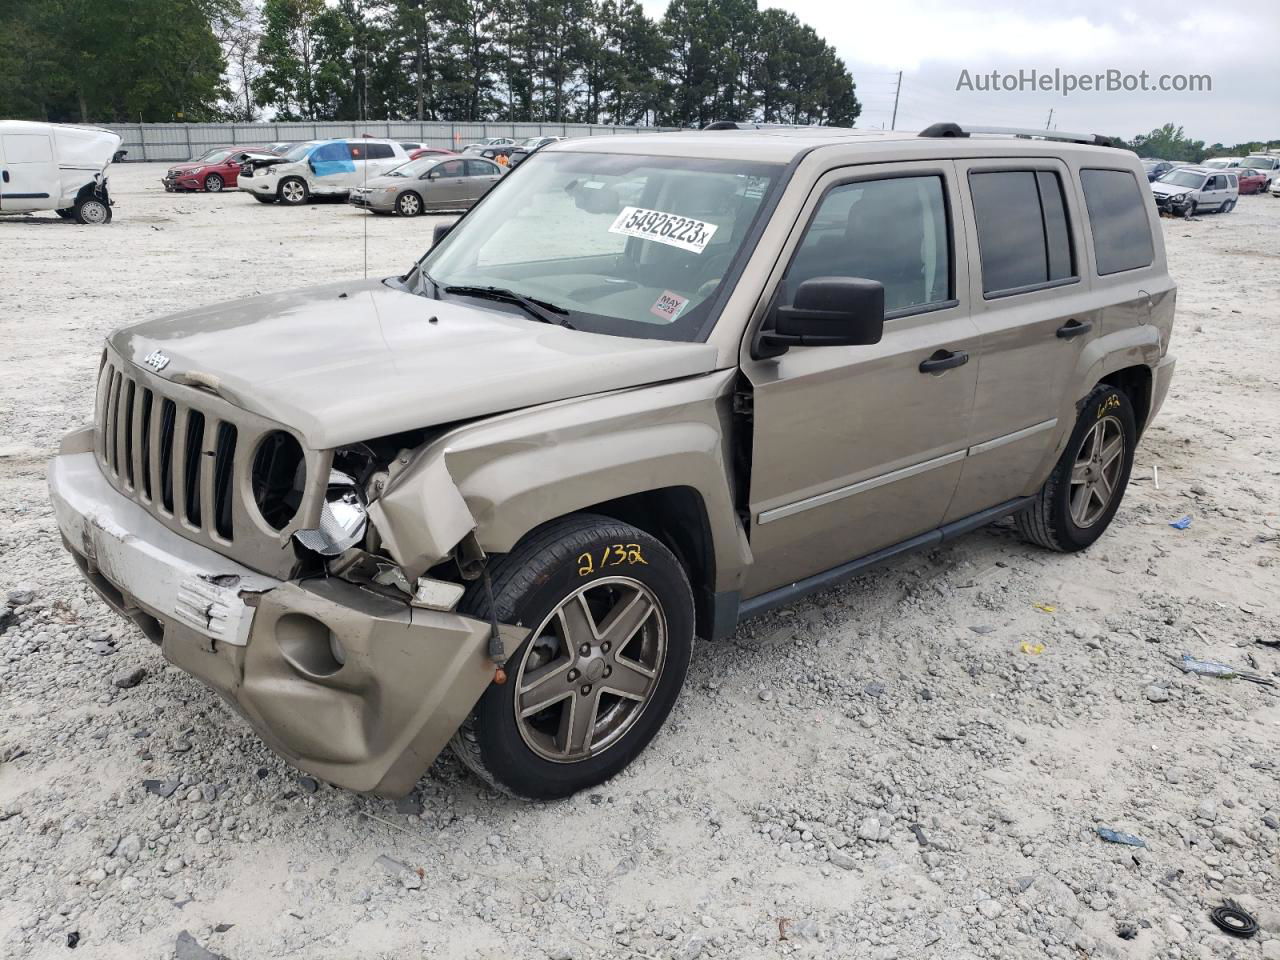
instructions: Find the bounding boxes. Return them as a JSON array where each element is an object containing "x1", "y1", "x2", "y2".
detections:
[{"x1": 49, "y1": 122, "x2": 1176, "y2": 799}]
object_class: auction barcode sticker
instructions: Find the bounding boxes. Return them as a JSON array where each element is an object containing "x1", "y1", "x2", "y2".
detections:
[{"x1": 608, "y1": 206, "x2": 718, "y2": 254}]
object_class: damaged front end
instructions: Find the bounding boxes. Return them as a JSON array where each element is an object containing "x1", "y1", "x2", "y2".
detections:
[
  {"x1": 48, "y1": 357, "x2": 524, "y2": 796},
  {"x1": 1154, "y1": 191, "x2": 1195, "y2": 218}
]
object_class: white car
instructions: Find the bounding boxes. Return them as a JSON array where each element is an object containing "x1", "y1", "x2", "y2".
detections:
[
  {"x1": 1240, "y1": 154, "x2": 1280, "y2": 191},
  {"x1": 237, "y1": 139, "x2": 412, "y2": 205},
  {"x1": 1201, "y1": 156, "x2": 1241, "y2": 170},
  {"x1": 1151, "y1": 166, "x2": 1239, "y2": 217},
  {"x1": 0, "y1": 120, "x2": 120, "y2": 223}
]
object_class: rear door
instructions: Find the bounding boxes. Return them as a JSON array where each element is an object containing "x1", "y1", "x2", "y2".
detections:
[
  {"x1": 462, "y1": 159, "x2": 501, "y2": 204},
  {"x1": 0, "y1": 130, "x2": 59, "y2": 211},
  {"x1": 944, "y1": 160, "x2": 1092, "y2": 520},
  {"x1": 360, "y1": 141, "x2": 400, "y2": 177}
]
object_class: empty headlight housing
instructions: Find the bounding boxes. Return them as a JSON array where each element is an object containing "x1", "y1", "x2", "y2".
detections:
[{"x1": 294, "y1": 468, "x2": 368, "y2": 555}]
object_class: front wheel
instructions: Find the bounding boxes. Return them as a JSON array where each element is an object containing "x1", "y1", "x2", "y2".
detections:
[
  {"x1": 204, "y1": 173, "x2": 224, "y2": 192},
  {"x1": 1015, "y1": 384, "x2": 1136, "y2": 552},
  {"x1": 73, "y1": 197, "x2": 110, "y2": 224},
  {"x1": 1222, "y1": 198, "x2": 1236, "y2": 213},
  {"x1": 1183, "y1": 200, "x2": 1197, "y2": 219},
  {"x1": 450, "y1": 515, "x2": 694, "y2": 799},
  {"x1": 396, "y1": 191, "x2": 422, "y2": 216},
  {"x1": 278, "y1": 177, "x2": 308, "y2": 205}
]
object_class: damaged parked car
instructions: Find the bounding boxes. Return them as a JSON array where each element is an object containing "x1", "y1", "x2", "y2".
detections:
[
  {"x1": 0, "y1": 120, "x2": 120, "y2": 224},
  {"x1": 1151, "y1": 166, "x2": 1239, "y2": 217},
  {"x1": 162, "y1": 146, "x2": 273, "y2": 193},
  {"x1": 49, "y1": 123, "x2": 1176, "y2": 800},
  {"x1": 237, "y1": 139, "x2": 411, "y2": 205}
]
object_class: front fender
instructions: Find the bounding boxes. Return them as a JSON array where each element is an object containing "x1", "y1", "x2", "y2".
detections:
[{"x1": 372, "y1": 371, "x2": 750, "y2": 592}]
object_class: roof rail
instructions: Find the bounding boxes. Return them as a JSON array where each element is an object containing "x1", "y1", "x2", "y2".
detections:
[
  {"x1": 918, "y1": 122, "x2": 1116, "y2": 148},
  {"x1": 702, "y1": 120, "x2": 847, "y2": 132}
]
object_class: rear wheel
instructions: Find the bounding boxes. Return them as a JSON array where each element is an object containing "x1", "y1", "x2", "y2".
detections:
[
  {"x1": 1015, "y1": 384, "x2": 1136, "y2": 553},
  {"x1": 450, "y1": 514, "x2": 694, "y2": 799},
  {"x1": 278, "y1": 177, "x2": 308, "y2": 205},
  {"x1": 73, "y1": 197, "x2": 110, "y2": 224},
  {"x1": 204, "y1": 173, "x2": 224, "y2": 192}
]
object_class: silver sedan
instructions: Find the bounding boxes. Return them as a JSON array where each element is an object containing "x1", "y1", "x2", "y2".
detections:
[{"x1": 348, "y1": 156, "x2": 504, "y2": 216}]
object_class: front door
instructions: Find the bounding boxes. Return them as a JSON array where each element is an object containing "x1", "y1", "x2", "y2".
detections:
[
  {"x1": 424, "y1": 159, "x2": 469, "y2": 209},
  {"x1": 0, "y1": 130, "x2": 58, "y2": 212},
  {"x1": 742, "y1": 162, "x2": 979, "y2": 597},
  {"x1": 943, "y1": 160, "x2": 1094, "y2": 520}
]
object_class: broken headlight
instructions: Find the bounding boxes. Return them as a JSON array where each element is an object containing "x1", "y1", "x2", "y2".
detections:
[{"x1": 294, "y1": 446, "x2": 378, "y2": 556}]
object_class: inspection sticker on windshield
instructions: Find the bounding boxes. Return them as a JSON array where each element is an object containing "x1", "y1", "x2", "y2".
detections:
[
  {"x1": 650, "y1": 290, "x2": 689, "y2": 322},
  {"x1": 609, "y1": 206, "x2": 718, "y2": 254}
]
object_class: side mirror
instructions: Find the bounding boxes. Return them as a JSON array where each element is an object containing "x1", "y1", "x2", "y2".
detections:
[
  {"x1": 755, "y1": 277, "x2": 885, "y2": 358},
  {"x1": 433, "y1": 223, "x2": 452, "y2": 246}
]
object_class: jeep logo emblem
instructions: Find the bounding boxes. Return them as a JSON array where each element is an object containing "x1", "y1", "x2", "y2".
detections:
[{"x1": 143, "y1": 350, "x2": 170, "y2": 371}]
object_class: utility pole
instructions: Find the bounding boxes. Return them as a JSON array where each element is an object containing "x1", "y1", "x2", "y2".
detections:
[
  {"x1": 890, "y1": 71, "x2": 902, "y2": 130},
  {"x1": 1046, "y1": 108, "x2": 1053, "y2": 130}
]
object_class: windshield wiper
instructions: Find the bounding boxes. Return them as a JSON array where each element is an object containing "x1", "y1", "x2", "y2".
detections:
[{"x1": 443, "y1": 285, "x2": 575, "y2": 329}]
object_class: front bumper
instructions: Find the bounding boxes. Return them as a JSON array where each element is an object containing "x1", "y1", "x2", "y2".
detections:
[
  {"x1": 48, "y1": 445, "x2": 514, "y2": 796},
  {"x1": 348, "y1": 191, "x2": 394, "y2": 212},
  {"x1": 238, "y1": 176, "x2": 276, "y2": 194},
  {"x1": 162, "y1": 176, "x2": 202, "y2": 192}
]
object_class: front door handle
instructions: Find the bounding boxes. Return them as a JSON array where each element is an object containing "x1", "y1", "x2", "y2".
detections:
[
  {"x1": 1, "y1": 170, "x2": 8, "y2": 183},
  {"x1": 1056, "y1": 319, "x2": 1092, "y2": 339},
  {"x1": 919, "y1": 349, "x2": 969, "y2": 373}
]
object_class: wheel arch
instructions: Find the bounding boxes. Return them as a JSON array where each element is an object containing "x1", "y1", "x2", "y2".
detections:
[{"x1": 1099, "y1": 364, "x2": 1153, "y2": 435}]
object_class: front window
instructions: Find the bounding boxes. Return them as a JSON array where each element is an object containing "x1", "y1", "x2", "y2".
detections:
[
  {"x1": 1202, "y1": 159, "x2": 1228, "y2": 168},
  {"x1": 385, "y1": 157, "x2": 442, "y2": 178},
  {"x1": 1241, "y1": 157, "x2": 1273, "y2": 170},
  {"x1": 415, "y1": 151, "x2": 783, "y2": 342},
  {"x1": 1159, "y1": 170, "x2": 1205, "y2": 188},
  {"x1": 195, "y1": 148, "x2": 232, "y2": 164}
]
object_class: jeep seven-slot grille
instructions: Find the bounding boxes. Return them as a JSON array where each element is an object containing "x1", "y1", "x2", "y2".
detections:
[{"x1": 95, "y1": 361, "x2": 238, "y2": 543}]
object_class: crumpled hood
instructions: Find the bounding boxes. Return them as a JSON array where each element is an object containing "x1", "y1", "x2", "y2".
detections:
[
  {"x1": 1150, "y1": 181, "x2": 1195, "y2": 197},
  {"x1": 109, "y1": 279, "x2": 720, "y2": 449}
]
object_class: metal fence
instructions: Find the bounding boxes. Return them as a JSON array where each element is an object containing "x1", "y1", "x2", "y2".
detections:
[{"x1": 102, "y1": 121, "x2": 682, "y2": 162}]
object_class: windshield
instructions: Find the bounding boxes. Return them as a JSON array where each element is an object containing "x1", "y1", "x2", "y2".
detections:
[
  {"x1": 415, "y1": 151, "x2": 783, "y2": 342},
  {"x1": 194, "y1": 149, "x2": 231, "y2": 164},
  {"x1": 385, "y1": 156, "x2": 441, "y2": 178},
  {"x1": 1159, "y1": 170, "x2": 1205, "y2": 188},
  {"x1": 1202, "y1": 159, "x2": 1229, "y2": 168},
  {"x1": 1241, "y1": 158, "x2": 1272, "y2": 170},
  {"x1": 284, "y1": 143, "x2": 316, "y2": 162}
]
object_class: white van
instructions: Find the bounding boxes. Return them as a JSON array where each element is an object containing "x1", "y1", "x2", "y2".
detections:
[
  {"x1": 0, "y1": 120, "x2": 121, "y2": 224},
  {"x1": 236, "y1": 139, "x2": 411, "y2": 205}
]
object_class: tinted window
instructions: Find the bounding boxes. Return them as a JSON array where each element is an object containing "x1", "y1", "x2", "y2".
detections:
[
  {"x1": 465, "y1": 159, "x2": 496, "y2": 177},
  {"x1": 1079, "y1": 169, "x2": 1155, "y2": 276},
  {"x1": 351, "y1": 142, "x2": 394, "y2": 160},
  {"x1": 784, "y1": 175, "x2": 951, "y2": 315},
  {"x1": 969, "y1": 170, "x2": 1075, "y2": 295}
]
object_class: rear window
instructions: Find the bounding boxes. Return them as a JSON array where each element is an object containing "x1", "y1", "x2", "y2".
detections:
[
  {"x1": 1079, "y1": 169, "x2": 1155, "y2": 275},
  {"x1": 969, "y1": 170, "x2": 1075, "y2": 296}
]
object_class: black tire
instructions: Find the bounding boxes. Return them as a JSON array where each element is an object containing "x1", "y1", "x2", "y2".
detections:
[
  {"x1": 278, "y1": 177, "x2": 308, "y2": 205},
  {"x1": 1183, "y1": 201, "x2": 1197, "y2": 220},
  {"x1": 1016, "y1": 384, "x2": 1137, "y2": 553},
  {"x1": 204, "y1": 173, "x2": 224, "y2": 192},
  {"x1": 1222, "y1": 199, "x2": 1236, "y2": 213},
  {"x1": 396, "y1": 191, "x2": 422, "y2": 217},
  {"x1": 72, "y1": 197, "x2": 110, "y2": 224},
  {"x1": 252, "y1": 195, "x2": 276, "y2": 204},
  {"x1": 450, "y1": 514, "x2": 694, "y2": 799}
]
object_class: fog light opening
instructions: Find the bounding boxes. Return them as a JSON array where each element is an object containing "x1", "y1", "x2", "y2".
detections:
[{"x1": 276, "y1": 613, "x2": 344, "y2": 677}]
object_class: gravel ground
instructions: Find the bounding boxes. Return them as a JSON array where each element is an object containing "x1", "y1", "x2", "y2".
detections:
[{"x1": 1, "y1": 164, "x2": 1279, "y2": 960}]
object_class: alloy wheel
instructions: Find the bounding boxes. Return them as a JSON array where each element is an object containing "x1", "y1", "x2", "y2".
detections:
[
  {"x1": 206, "y1": 175, "x2": 223, "y2": 192},
  {"x1": 512, "y1": 577, "x2": 667, "y2": 763},
  {"x1": 281, "y1": 180, "x2": 306, "y2": 204},
  {"x1": 1069, "y1": 414, "x2": 1125, "y2": 528}
]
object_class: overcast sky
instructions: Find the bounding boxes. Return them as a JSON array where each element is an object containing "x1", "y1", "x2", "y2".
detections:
[{"x1": 642, "y1": 0, "x2": 1280, "y2": 144}]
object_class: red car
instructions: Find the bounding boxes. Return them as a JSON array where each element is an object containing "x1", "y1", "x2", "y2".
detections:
[
  {"x1": 408, "y1": 146, "x2": 458, "y2": 160},
  {"x1": 1234, "y1": 168, "x2": 1268, "y2": 195},
  {"x1": 161, "y1": 146, "x2": 266, "y2": 193}
]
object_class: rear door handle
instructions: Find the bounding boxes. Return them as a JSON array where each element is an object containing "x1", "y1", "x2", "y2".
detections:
[
  {"x1": 1056, "y1": 319, "x2": 1092, "y2": 339},
  {"x1": 919, "y1": 349, "x2": 969, "y2": 373}
]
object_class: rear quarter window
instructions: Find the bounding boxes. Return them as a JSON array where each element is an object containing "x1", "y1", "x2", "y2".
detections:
[{"x1": 1079, "y1": 169, "x2": 1155, "y2": 276}]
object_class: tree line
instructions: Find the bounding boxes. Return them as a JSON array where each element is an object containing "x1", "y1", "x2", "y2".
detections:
[
  {"x1": 1112, "y1": 123, "x2": 1279, "y2": 164},
  {"x1": 0, "y1": 0, "x2": 859, "y2": 128}
]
